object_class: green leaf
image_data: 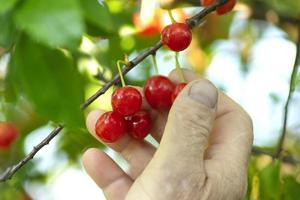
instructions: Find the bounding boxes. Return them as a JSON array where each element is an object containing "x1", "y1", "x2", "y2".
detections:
[
  {"x1": 259, "y1": 160, "x2": 282, "y2": 200},
  {"x1": 8, "y1": 36, "x2": 84, "y2": 128},
  {"x1": 0, "y1": 0, "x2": 18, "y2": 14},
  {"x1": 0, "y1": 12, "x2": 17, "y2": 48},
  {"x1": 282, "y1": 176, "x2": 300, "y2": 200},
  {"x1": 80, "y1": 0, "x2": 114, "y2": 36},
  {"x1": 14, "y1": 0, "x2": 85, "y2": 49}
]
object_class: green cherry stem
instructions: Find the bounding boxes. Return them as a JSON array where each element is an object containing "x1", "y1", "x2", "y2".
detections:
[
  {"x1": 175, "y1": 52, "x2": 185, "y2": 82},
  {"x1": 117, "y1": 60, "x2": 126, "y2": 87},
  {"x1": 152, "y1": 54, "x2": 159, "y2": 74},
  {"x1": 168, "y1": 10, "x2": 176, "y2": 24}
]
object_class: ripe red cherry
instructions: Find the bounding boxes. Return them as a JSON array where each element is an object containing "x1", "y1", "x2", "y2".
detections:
[
  {"x1": 0, "y1": 122, "x2": 18, "y2": 149},
  {"x1": 144, "y1": 75, "x2": 175, "y2": 110},
  {"x1": 112, "y1": 86, "x2": 142, "y2": 117},
  {"x1": 171, "y1": 83, "x2": 187, "y2": 103},
  {"x1": 95, "y1": 112, "x2": 127, "y2": 143},
  {"x1": 127, "y1": 111, "x2": 152, "y2": 140},
  {"x1": 201, "y1": 0, "x2": 236, "y2": 15},
  {"x1": 161, "y1": 23, "x2": 192, "y2": 52}
]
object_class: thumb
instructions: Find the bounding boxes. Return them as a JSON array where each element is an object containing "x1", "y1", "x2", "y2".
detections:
[
  {"x1": 157, "y1": 79, "x2": 218, "y2": 170},
  {"x1": 126, "y1": 80, "x2": 219, "y2": 199}
]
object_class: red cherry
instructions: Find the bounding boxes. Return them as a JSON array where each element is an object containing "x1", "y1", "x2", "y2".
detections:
[
  {"x1": 127, "y1": 111, "x2": 152, "y2": 140},
  {"x1": 95, "y1": 112, "x2": 127, "y2": 143},
  {"x1": 112, "y1": 86, "x2": 142, "y2": 117},
  {"x1": 201, "y1": 0, "x2": 236, "y2": 15},
  {"x1": 161, "y1": 23, "x2": 192, "y2": 52},
  {"x1": 0, "y1": 122, "x2": 19, "y2": 149},
  {"x1": 171, "y1": 83, "x2": 187, "y2": 103},
  {"x1": 144, "y1": 75, "x2": 175, "y2": 110}
]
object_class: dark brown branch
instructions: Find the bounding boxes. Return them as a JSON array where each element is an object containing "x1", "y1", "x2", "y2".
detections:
[
  {"x1": 186, "y1": 0, "x2": 227, "y2": 28},
  {"x1": 0, "y1": 0, "x2": 227, "y2": 182},
  {"x1": 279, "y1": 16, "x2": 300, "y2": 26},
  {"x1": 159, "y1": 0, "x2": 201, "y2": 9},
  {"x1": 252, "y1": 147, "x2": 299, "y2": 165},
  {"x1": 275, "y1": 27, "x2": 300, "y2": 158},
  {"x1": 161, "y1": 0, "x2": 300, "y2": 26}
]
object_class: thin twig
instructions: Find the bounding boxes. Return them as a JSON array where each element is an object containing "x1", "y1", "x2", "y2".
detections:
[
  {"x1": 0, "y1": 0, "x2": 227, "y2": 182},
  {"x1": 94, "y1": 68, "x2": 110, "y2": 83},
  {"x1": 161, "y1": 0, "x2": 300, "y2": 26},
  {"x1": 186, "y1": 0, "x2": 228, "y2": 28},
  {"x1": 0, "y1": 125, "x2": 64, "y2": 181},
  {"x1": 81, "y1": 41, "x2": 163, "y2": 109},
  {"x1": 275, "y1": 27, "x2": 300, "y2": 158},
  {"x1": 252, "y1": 147, "x2": 299, "y2": 165}
]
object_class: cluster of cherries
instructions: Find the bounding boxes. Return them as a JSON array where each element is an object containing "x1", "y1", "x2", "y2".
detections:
[
  {"x1": 95, "y1": 77, "x2": 187, "y2": 143},
  {"x1": 95, "y1": 86, "x2": 148, "y2": 142},
  {"x1": 0, "y1": 1, "x2": 235, "y2": 148},
  {"x1": 95, "y1": 0, "x2": 236, "y2": 143}
]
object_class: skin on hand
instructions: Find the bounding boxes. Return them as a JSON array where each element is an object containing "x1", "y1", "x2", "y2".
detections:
[{"x1": 82, "y1": 69, "x2": 253, "y2": 200}]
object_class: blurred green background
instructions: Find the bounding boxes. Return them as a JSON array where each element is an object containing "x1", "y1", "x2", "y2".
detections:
[{"x1": 1, "y1": 0, "x2": 300, "y2": 199}]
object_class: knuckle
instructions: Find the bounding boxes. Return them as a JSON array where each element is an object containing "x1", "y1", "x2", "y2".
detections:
[{"x1": 172, "y1": 100, "x2": 213, "y2": 140}]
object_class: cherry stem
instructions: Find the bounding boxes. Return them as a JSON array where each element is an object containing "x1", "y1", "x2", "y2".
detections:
[
  {"x1": 175, "y1": 52, "x2": 185, "y2": 82},
  {"x1": 117, "y1": 60, "x2": 126, "y2": 87},
  {"x1": 168, "y1": 10, "x2": 176, "y2": 24},
  {"x1": 124, "y1": 54, "x2": 129, "y2": 63},
  {"x1": 152, "y1": 54, "x2": 159, "y2": 74}
]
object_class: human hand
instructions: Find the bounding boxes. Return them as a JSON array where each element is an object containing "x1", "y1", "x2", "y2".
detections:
[{"x1": 82, "y1": 69, "x2": 253, "y2": 200}]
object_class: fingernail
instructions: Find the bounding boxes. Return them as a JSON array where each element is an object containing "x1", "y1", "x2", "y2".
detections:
[{"x1": 189, "y1": 80, "x2": 218, "y2": 108}]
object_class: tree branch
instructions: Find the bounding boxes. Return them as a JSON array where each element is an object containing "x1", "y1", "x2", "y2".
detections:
[
  {"x1": 159, "y1": 0, "x2": 201, "y2": 9},
  {"x1": 0, "y1": 0, "x2": 228, "y2": 182},
  {"x1": 252, "y1": 147, "x2": 299, "y2": 165},
  {"x1": 94, "y1": 68, "x2": 110, "y2": 83},
  {"x1": 160, "y1": 0, "x2": 300, "y2": 26},
  {"x1": 0, "y1": 125, "x2": 64, "y2": 181},
  {"x1": 81, "y1": 41, "x2": 163, "y2": 109},
  {"x1": 275, "y1": 27, "x2": 300, "y2": 158}
]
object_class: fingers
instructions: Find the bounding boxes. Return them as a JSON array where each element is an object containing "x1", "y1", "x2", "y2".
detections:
[
  {"x1": 82, "y1": 148, "x2": 132, "y2": 200},
  {"x1": 204, "y1": 94, "x2": 253, "y2": 198},
  {"x1": 158, "y1": 79, "x2": 218, "y2": 168},
  {"x1": 207, "y1": 94, "x2": 253, "y2": 163},
  {"x1": 169, "y1": 68, "x2": 253, "y2": 163},
  {"x1": 169, "y1": 70, "x2": 253, "y2": 163},
  {"x1": 168, "y1": 69, "x2": 252, "y2": 199},
  {"x1": 86, "y1": 110, "x2": 156, "y2": 179},
  {"x1": 203, "y1": 95, "x2": 253, "y2": 200},
  {"x1": 171, "y1": 70, "x2": 253, "y2": 199}
]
